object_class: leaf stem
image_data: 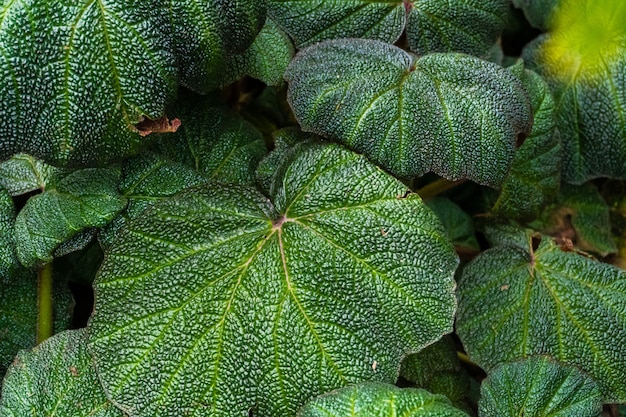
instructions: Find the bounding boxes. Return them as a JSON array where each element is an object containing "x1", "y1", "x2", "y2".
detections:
[
  {"x1": 416, "y1": 178, "x2": 466, "y2": 200},
  {"x1": 37, "y1": 262, "x2": 54, "y2": 344}
]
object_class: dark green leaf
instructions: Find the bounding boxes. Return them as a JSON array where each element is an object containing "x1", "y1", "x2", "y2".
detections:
[
  {"x1": 492, "y1": 67, "x2": 561, "y2": 220},
  {"x1": 511, "y1": 0, "x2": 558, "y2": 30},
  {"x1": 0, "y1": 154, "x2": 59, "y2": 196},
  {"x1": 0, "y1": 186, "x2": 16, "y2": 277},
  {"x1": 426, "y1": 198, "x2": 479, "y2": 251},
  {"x1": 88, "y1": 142, "x2": 458, "y2": 416},
  {"x1": 297, "y1": 382, "x2": 471, "y2": 417},
  {"x1": 15, "y1": 169, "x2": 126, "y2": 267},
  {"x1": 0, "y1": 0, "x2": 177, "y2": 166},
  {"x1": 285, "y1": 39, "x2": 532, "y2": 187},
  {"x1": 479, "y1": 356, "x2": 602, "y2": 417},
  {"x1": 457, "y1": 235, "x2": 626, "y2": 401},
  {"x1": 406, "y1": 0, "x2": 509, "y2": 57},
  {"x1": 0, "y1": 329, "x2": 125, "y2": 417},
  {"x1": 268, "y1": 0, "x2": 405, "y2": 48}
]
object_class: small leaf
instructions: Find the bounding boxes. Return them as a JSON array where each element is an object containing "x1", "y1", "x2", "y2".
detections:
[
  {"x1": 15, "y1": 169, "x2": 127, "y2": 267},
  {"x1": 426, "y1": 198, "x2": 479, "y2": 251},
  {"x1": 511, "y1": 0, "x2": 559, "y2": 30},
  {"x1": 492, "y1": 67, "x2": 561, "y2": 220},
  {"x1": 457, "y1": 234, "x2": 626, "y2": 401},
  {"x1": 88, "y1": 141, "x2": 458, "y2": 416},
  {"x1": 406, "y1": 0, "x2": 509, "y2": 57},
  {"x1": 285, "y1": 39, "x2": 532, "y2": 187},
  {"x1": 0, "y1": 154, "x2": 59, "y2": 196},
  {"x1": 268, "y1": 0, "x2": 406, "y2": 48},
  {"x1": 479, "y1": 356, "x2": 602, "y2": 417},
  {"x1": 297, "y1": 382, "x2": 471, "y2": 417},
  {"x1": 0, "y1": 329, "x2": 125, "y2": 417}
]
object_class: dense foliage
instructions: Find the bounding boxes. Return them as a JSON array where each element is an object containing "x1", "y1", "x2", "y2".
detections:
[{"x1": 0, "y1": 0, "x2": 625, "y2": 416}]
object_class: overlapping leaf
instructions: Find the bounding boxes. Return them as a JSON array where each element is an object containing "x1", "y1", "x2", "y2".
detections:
[
  {"x1": 0, "y1": 0, "x2": 177, "y2": 166},
  {"x1": 479, "y1": 356, "x2": 602, "y2": 417},
  {"x1": 88, "y1": 142, "x2": 458, "y2": 416},
  {"x1": 457, "y1": 234, "x2": 626, "y2": 401},
  {"x1": 426, "y1": 198, "x2": 479, "y2": 252},
  {"x1": 511, "y1": 0, "x2": 559, "y2": 30},
  {"x1": 297, "y1": 382, "x2": 470, "y2": 417},
  {"x1": 0, "y1": 154, "x2": 60, "y2": 196},
  {"x1": 0, "y1": 185, "x2": 15, "y2": 276},
  {"x1": 0, "y1": 329, "x2": 125, "y2": 416}
]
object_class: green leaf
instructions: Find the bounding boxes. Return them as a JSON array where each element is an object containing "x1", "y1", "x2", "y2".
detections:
[
  {"x1": 88, "y1": 142, "x2": 458, "y2": 416},
  {"x1": 406, "y1": 0, "x2": 509, "y2": 57},
  {"x1": 0, "y1": 154, "x2": 60, "y2": 196},
  {"x1": 0, "y1": 0, "x2": 177, "y2": 166},
  {"x1": 15, "y1": 168, "x2": 126, "y2": 267},
  {"x1": 0, "y1": 185, "x2": 16, "y2": 276},
  {"x1": 268, "y1": 0, "x2": 406, "y2": 48},
  {"x1": 169, "y1": 0, "x2": 266, "y2": 93},
  {"x1": 511, "y1": 0, "x2": 558, "y2": 30},
  {"x1": 0, "y1": 329, "x2": 125, "y2": 417},
  {"x1": 224, "y1": 18, "x2": 295, "y2": 86},
  {"x1": 0, "y1": 268, "x2": 72, "y2": 377},
  {"x1": 492, "y1": 67, "x2": 561, "y2": 220},
  {"x1": 151, "y1": 93, "x2": 267, "y2": 185},
  {"x1": 479, "y1": 356, "x2": 602, "y2": 417},
  {"x1": 285, "y1": 39, "x2": 532, "y2": 187},
  {"x1": 426, "y1": 198, "x2": 479, "y2": 251},
  {"x1": 456, "y1": 235, "x2": 626, "y2": 401},
  {"x1": 297, "y1": 382, "x2": 471, "y2": 417}
]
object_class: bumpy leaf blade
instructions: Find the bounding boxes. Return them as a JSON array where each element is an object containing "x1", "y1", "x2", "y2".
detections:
[
  {"x1": 511, "y1": 0, "x2": 558, "y2": 30},
  {"x1": 88, "y1": 142, "x2": 458, "y2": 416},
  {"x1": 15, "y1": 169, "x2": 126, "y2": 267},
  {"x1": 0, "y1": 329, "x2": 125, "y2": 417},
  {"x1": 457, "y1": 235, "x2": 626, "y2": 401},
  {"x1": 0, "y1": 154, "x2": 59, "y2": 196},
  {"x1": 285, "y1": 39, "x2": 532, "y2": 187},
  {"x1": 268, "y1": 0, "x2": 405, "y2": 48},
  {"x1": 297, "y1": 382, "x2": 470, "y2": 417},
  {"x1": 479, "y1": 356, "x2": 602, "y2": 417},
  {"x1": 406, "y1": 0, "x2": 509, "y2": 57},
  {"x1": 0, "y1": 0, "x2": 177, "y2": 166},
  {"x1": 0, "y1": 185, "x2": 16, "y2": 276}
]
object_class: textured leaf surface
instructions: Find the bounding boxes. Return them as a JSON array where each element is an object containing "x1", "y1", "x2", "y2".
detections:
[
  {"x1": 0, "y1": 0, "x2": 177, "y2": 166},
  {"x1": 15, "y1": 169, "x2": 126, "y2": 267},
  {"x1": 457, "y1": 235, "x2": 626, "y2": 401},
  {"x1": 268, "y1": 0, "x2": 405, "y2": 48},
  {"x1": 297, "y1": 382, "x2": 470, "y2": 417},
  {"x1": 88, "y1": 142, "x2": 458, "y2": 416},
  {"x1": 406, "y1": 0, "x2": 508, "y2": 57},
  {"x1": 492, "y1": 67, "x2": 561, "y2": 220},
  {"x1": 0, "y1": 329, "x2": 124, "y2": 417},
  {"x1": 169, "y1": 0, "x2": 265, "y2": 92},
  {"x1": 285, "y1": 39, "x2": 532, "y2": 187},
  {"x1": 0, "y1": 185, "x2": 16, "y2": 276},
  {"x1": 0, "y1": 154, "x2": 59, "y2": 196},
  {"x1": 426, "y1": 198, "x2": 479, "y2": 251},
  {"x1": 479, "y1": 356, "x2": 602, "y2": 417},
  {"x1": 511, "y1": 0, "x2": 558, "y2": 30}
]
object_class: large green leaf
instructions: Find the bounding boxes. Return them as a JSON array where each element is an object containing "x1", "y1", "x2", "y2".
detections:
[
  {"x1": 285, "y1": 39, "x2": 532, "y2": 187},
  {"x1": 88, "y1": 142, "x2": 458, "y2": 416},
  {"x1": 456, "y1": 234, "x2": 626, "y2": 401},
  {"x1": 15, "y1": 168, "x2": 126, "y2": 267},
  {"x1": 479, "y1": 356, "x2": 602, "y2": 417},
  {"x1": 297, "y1": 382, "x2": 470, "y2": 417},
  {"x1": 0, "y1": 329, "x2": 125, "y2": 416},
  {"x1": 406, "y1": 0, "x2": 509, "y2": 57},
  {"x1": 268, "y1": 0, "x2": 406, "y2": 48},
  {"x1": 169, "y1": 0, "x2": 266, "y2": 93},
  {"x1": 0, "y1": 154, "x2": 60, "y2": 196},
  {"x1": 0, "y1": 0, "x2": 177, "y2": 166},
  {"x1": 491, "y1": 66, "x2": 561, "y2": 220}
]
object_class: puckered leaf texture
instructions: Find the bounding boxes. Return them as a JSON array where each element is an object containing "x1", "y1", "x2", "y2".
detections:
[
  {"x1": 297, "y1": 382, "x2": 470, "y2": 417},
  {"x1": 457, "y1": 234, "x2": 626, "y2": 402},
  {"x1": 0, "y1": 185, "x2": 15, "y2": 276},
  {"x1": 0, "y1": 154, "x2": 60, "y2": 196},
  {"x1": 285, "y1": 39, "x2": 532, "y2": 187},
  {"x1": 88, "y1": 142, "x2": 458, "y2": 416}
]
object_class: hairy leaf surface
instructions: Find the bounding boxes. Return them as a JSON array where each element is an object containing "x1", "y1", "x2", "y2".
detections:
[
  {"x1": 479, "y1": 356, "x2": 602, "y2": 417},
  {"x1": 457, "y1": 235, "x2": 626, "y2": 401},
  {"x1": 0, "y1": 329, "x2": 124, "y2": 416},
  {"x1": 0, "y1": 0, "x2": 177, "y2": 165},
  {"x1": 297, "y1": 382, "x2": 470, "y2": 416},
  {"x1": 88, "y1": 142, "x2": 458, "y2": 416},
  {"x1": 285, "y1": 39, "x2": 532, "y2": 187},
  {"x1": 0, "y1": 154, "x2": 60, "y2": 196}
]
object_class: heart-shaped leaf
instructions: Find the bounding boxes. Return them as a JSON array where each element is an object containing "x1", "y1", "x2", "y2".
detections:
[
  {"x1": 285, "y1": 39, "x2": 532, "y2": 187},
  {"x1": 88, "y1": 141, "x2": 458, "y2": 416},
  {"x1": 297, "y1": 382, "x2": 470, "y2": 417},
  {"x1": 0, "y1": 329, "x2": 125, "y2": 417},
  {"x1": 479, "y1": 356, "x2": 602, "y2": 417},
  {"x1": 457, "y1": 233, "x2": 626, "y2": 401},
  {"x1": 0, "y1": 0, "x2": 177, "y2": 166}
]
